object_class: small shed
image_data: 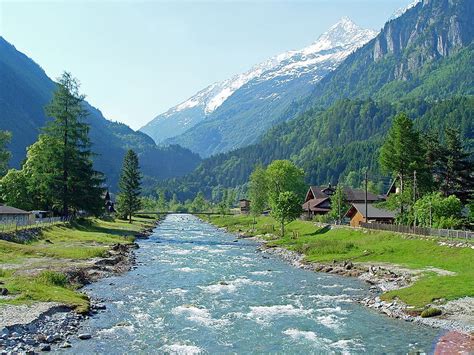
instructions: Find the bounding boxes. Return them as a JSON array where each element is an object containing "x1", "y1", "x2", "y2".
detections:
[
  {"x1": 0, "y1": 205, "x2": 33, "y2": 224},
  {"x1": 239, "y1": 199, "x2": 251, "y2": 214},
  {"x1": 345, "y1": 203, "x2": 395, "y2": 227}
]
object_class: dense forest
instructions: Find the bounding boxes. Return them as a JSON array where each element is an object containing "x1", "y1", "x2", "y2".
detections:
[{"x1": 156, "y1": 96, "x2": 473, "y2": 201}]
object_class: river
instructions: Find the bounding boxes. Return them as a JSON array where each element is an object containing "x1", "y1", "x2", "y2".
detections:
[{"x1": 65, "y1": 214, "x2": 440, "y2": 354}]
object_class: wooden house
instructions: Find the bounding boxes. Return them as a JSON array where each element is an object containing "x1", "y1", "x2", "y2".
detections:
[
  {"x1": 345, "y1": 203, "x2": 395, "y2": 227},
  {"x1": 302, "y1": 185, "x2": 382, "y2": 217},
  {"x1": 239, "y1": 199, "x2": 251, "y2": 214}
]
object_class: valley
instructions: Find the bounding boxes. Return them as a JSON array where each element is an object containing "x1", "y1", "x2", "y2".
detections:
[{"x1": 0, "y1": 0, "x2": 473, "y2": 353}]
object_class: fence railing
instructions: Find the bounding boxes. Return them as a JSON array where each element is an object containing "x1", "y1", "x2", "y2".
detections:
[
  {"x1": 360, "y1": 222, "x2": 474, "y2": 240},
  {"x1": 0, "y1": 216, "x2": 72, "y2": 233}
]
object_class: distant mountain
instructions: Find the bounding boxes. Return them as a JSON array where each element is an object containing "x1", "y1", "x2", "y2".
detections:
[
  {"x1": 141, "y1": 18, "x2": 377, "y2": 157},
  {"x1": 0, "y1": 37, "x2": 200, "y2": 190},
  {"x1": 158, "y1": 0, "x2": 474, "y2": 200}
]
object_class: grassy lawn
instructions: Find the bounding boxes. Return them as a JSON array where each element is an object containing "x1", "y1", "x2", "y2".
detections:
[
  {"x1": 209, "y1": 215, "x2": 474, "y2": 309},
  {"x1": 0, "y1": 215, "x2": 157, "y2": 312}
]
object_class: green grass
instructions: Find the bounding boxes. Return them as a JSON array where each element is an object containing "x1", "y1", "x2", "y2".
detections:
[
  {"x1": 0, "y1": 215, "x2": 157, "y2": 312},
  {"x1": 210, "y1": 215, "x2": 474, "y2": 308}
]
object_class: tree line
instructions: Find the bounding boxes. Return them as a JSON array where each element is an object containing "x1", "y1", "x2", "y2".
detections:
[{"x1": 0, "y1": 72, "x2": 143, "y2": 222}]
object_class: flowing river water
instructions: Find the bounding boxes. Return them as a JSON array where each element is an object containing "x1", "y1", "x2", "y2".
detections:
[{"x1": 65, "y1": 214, "x2": 441, "y2": 354}]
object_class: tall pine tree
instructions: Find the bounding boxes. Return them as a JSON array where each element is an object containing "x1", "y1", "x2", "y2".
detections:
[
  {"x1": 439, "y1": 128, "x2": 473, "y2": 203},
  {"x1": 117, "y1": 150, "x2": 142, "y2": 223},
  {"x1": 41, "y1": 72, "x2": 103, "y2": 216},
  {"x1": 379, "y1": 113, "x2": 426, "y2": 220}
]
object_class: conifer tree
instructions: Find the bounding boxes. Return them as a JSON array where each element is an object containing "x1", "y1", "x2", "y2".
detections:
[
  {"x1": 41, "y1": 72, "x2": 104, "y2": 216},
  {"x1": 117, "y1": 149, "x2": 142, "y2": 222},
  {"x1": 379, "y1": 113, "x2": 426, "y2": 220},
  {"x1": 439, "y1": 128, "x2": 473, "y2": 202}
]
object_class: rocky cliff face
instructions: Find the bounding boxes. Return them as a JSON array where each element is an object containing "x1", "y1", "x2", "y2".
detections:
[
  {"x1": 373, "y1": 0, "x2": 473, "y2": 78},
  {"x1": 304, "y1": 0, "x2": 473, "y2": 107}
]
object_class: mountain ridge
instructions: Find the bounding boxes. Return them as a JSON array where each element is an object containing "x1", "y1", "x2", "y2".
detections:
[{"x1": 141, "y1": 18, "x2": 377, "y2": 156}]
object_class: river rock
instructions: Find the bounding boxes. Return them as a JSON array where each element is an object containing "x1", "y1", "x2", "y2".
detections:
[
  {"x1": 78, "y1": 333, "x2": 92, "y2": 340},
  {"x1": 0, "y1": 288, "x2": 8, "y2": 296},
  {"x1": 39, "y1": 343, "x2": 51, "y2": 351},
  {"x1": 59, "y1": 342, "x2": 72, "y2": 348}
]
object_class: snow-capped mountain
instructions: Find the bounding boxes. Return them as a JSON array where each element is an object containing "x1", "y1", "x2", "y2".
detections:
[{"x1": 141, "y1": 18, "x2": 377, "y2": 154}]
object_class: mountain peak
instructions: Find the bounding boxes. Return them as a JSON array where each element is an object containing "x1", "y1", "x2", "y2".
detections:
[{"x1": 301, "y1": 18, "x2": 377, "y2": 55}]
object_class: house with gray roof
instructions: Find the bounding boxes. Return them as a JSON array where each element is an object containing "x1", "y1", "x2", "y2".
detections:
[
  {"x1": 345, "y1": 203, "x2": 396, "y2": 227},
  {"x1": 0, "y1": 205, "x2": 33, "y2": 224}
]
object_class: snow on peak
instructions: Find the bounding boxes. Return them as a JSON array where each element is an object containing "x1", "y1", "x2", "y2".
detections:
[
  {"x1": 302, "y1": 17, "x2": 376, "y2": 55},
  {"x1": 390, "y1": 0, "x2": 422, "y2": 20},
  {"x1": 166, "y1": 18, "x2": 376, "y2": 116}
]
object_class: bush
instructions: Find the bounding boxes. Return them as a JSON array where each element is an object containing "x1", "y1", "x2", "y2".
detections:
[
  {"x1": 420, "y1": 307, "x2": 442, "y2": 318},
  {"x1": 36, "y1": 271, "x2": 68, "y2": 287}
]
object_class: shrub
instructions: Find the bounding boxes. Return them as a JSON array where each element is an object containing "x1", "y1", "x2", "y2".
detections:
[
  {"x1": 36, "y1": 271, "x2": 68, "y2": 287},
  {"x1": 420, "y1": 307, "x2": 442, "y2": 318}
]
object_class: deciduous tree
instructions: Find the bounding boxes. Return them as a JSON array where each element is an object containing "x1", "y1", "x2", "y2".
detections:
[
  {"x1": 248, "y1": 165, "x2": 268, "y2": 225},
  {"x1": 271, "y1": 191, "x2": 302, "y2": 237}
]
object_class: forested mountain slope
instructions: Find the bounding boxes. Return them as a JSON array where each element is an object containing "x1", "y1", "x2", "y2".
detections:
[{"x1": 0, "y1": 37, "x2": 200, "y2": 189}]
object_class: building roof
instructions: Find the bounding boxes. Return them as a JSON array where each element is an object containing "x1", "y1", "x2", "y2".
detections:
[
  {"x1": 303, "y1": 197, "x2": 329, "y2": 209},
  {"x1": 0, "y1": 205, "x2": 31, "y2": 215},
  {"x1": 342, "y1": 188, "x2": 380, "y2": 202},
  {"x1": 306, "y1": 185, "x2": 381, "y2": 203},
  {"x1": 345, "y1": 203, "x2": 396, "y2": 219}
]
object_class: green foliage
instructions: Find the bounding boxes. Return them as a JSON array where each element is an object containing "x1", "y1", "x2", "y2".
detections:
[
  {"x1": 0, "y1": 130, "x2": 11, "y2": 177},
  {"x1": 0, "y1": 169, "x2": 33, "y2": 210},
  {"x1": 438, "y1": 128, "x2": 473, "y2": 203},
  {"x1": 190, "y1": 191, "x2": 207, "y2": 212},
  {"x1": 413, "y1": 192, "x2": 463, "y2": 229},
  {"x1": 379, "y1": 113, "x2": 425, "y2": 183},
  {"x1": 36, "y1": 271, "x2": 68, "y2": 287},
  {"x1": 40, "y1": 72, "x2": 105, "y2": 216},
  {"x1": 270, "y1": 191, "x2": 302, "y2": 236},
  {"x1": 248, "y1": 165, "x2": 268, "y2": 219},
  {"x1": 158, "y1": 97, "x2": 473, "y2": 203},
  {"x1": 328, "y1": 184, "x2": 349, "y2": 223},
  {"x1": 117, "y1": 150, "x2": 142, "y2": 222},
  {"x1": 266, "y1": 160, "x2": 306, "y2": 204},
  {"x1": 420, "y1": 307, "x2": 442, "y2": 318}
]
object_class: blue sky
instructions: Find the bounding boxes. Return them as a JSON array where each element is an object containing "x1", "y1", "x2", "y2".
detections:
[{"x1": 1, "y1": 0, "x2": 410, "y2": 129}]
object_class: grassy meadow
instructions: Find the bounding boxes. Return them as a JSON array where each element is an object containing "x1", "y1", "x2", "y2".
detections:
[
  {"x1": 0, "y1": 216, "x2": 156, "y2": 313},
  {"x1": 209, "y1": 214, "x2": 474, "y2": 309}
]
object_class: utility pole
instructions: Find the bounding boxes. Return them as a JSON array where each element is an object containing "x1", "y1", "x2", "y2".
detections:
[
  {"x1": 365, "y1": 170, "x2": 368, "y2": 223},
  {"x1": 429, "y1": 200, "x2": 432, "y2": 228},
  {"x1": 399, "y1": 173, "x2": 404, "y2": 224},
  {"x1": 413, "y1": 170, "x2": 417, "y2": 228}
]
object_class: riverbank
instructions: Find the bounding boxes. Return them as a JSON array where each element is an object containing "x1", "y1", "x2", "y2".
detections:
[
  {"x1": 208, "y1": 215, "x2": 474, "y2": 335},
  {"x1": 0, "y1": 215, "x2": 158, "y2": 353}
]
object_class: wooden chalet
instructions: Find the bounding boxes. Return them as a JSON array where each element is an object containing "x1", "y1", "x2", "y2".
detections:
[
  {"x1": 345, "y1": 203, "x2": 395, "y2": 227},
  {"x1": 302, "y1": 185, "x2": 383, "y2": 217}
]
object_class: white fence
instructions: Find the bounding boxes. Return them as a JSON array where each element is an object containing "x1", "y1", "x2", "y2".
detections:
[
  {"x1": 360, "y1": 222, "x2": 474, "y2": 240},
  {"x1": 0, "y1": 216, "x2": 71, "y2": 232}
]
